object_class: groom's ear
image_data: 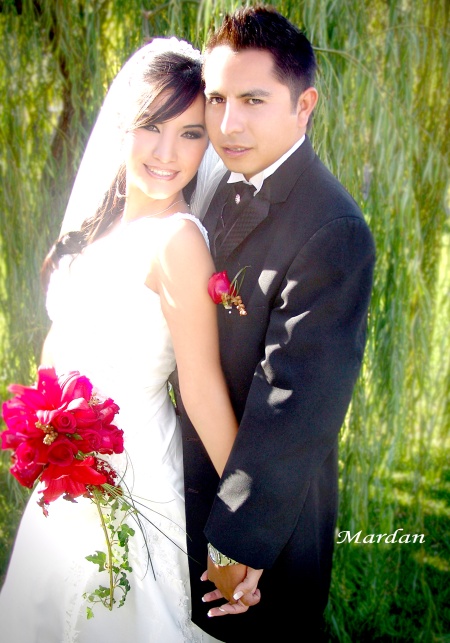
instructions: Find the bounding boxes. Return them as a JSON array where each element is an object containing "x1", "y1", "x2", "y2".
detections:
[{"x1": 296, "y1": 87, "x2": 318, "y2": 132}]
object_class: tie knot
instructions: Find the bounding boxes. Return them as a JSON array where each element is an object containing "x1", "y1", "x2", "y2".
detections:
[{"x1": 233, "y1": 182, "x2": 254, "y2": 206}]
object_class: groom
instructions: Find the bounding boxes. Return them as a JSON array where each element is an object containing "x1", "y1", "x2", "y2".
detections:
[{"x1": 178, "y1": 5, "x2": 375, "y2": 641}]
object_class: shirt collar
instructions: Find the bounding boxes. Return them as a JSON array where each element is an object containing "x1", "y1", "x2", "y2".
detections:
[{"x1": 227, "y1": 135, "x2": 305, "y2": 194}]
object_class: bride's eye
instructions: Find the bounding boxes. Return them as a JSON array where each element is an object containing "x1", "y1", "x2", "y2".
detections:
[
  {"x1": 182, "y1": 130, "x2": 204, "y2": 140},
  {"x1": 142, "y1": 123, "x2": 159, "y2": 132}
]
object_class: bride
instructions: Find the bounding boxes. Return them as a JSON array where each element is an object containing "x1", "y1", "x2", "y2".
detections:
[{"x1": 0, "y1": 37, "x2": 235, "y2": 642}]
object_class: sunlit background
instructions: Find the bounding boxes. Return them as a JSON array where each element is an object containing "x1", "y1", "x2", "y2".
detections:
[{"x1": 0, "y1": 1, "x2": 448, "y2": 640}]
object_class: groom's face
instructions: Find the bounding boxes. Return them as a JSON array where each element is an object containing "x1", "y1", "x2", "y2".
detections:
[{"x1": 204, "y1": 46, "x2": 304, "y2": 180}]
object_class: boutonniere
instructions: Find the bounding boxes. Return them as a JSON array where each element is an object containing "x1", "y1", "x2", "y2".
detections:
[{"x1": 208, "y1": 267, "x2": 248, "y2": 316}]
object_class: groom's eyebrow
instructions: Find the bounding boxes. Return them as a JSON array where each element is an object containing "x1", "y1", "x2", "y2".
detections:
[
  {"x1": 204, "y1": 88, "x2": 272, "y2": 98},
  {"x1": 239, "y1": 89, "x2": 271, "y2": 98}
]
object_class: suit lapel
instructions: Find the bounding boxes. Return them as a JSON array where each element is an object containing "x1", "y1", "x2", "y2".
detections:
[
  {"x1": 202, "y1": 173, "x2": 230, "y2": 242},
  {"x1": 203, "y1": 136, "x2": 317, "y2": 264},
  {"x1": 267, "y1": 135, "x2": 316, "y2": 204}
]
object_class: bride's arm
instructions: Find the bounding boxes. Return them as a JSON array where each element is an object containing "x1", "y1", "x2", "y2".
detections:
[{"x1": 149, "y1": 218, "x2": 237, "y2": 476}]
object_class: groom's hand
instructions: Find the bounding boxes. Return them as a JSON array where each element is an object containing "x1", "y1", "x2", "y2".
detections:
[
  {"x1": 201, "y1": 560, "x2": 262, "y2": 616},
  {"x1": 205, "y1": 559, "x2": 246, "y2": 602}
]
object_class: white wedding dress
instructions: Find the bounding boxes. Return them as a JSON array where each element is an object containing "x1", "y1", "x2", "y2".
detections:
[{"x1": 0, "y1": 213, "x2": 218, "y2": 643}]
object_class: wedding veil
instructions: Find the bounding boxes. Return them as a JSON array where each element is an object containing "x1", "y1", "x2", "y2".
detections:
[{"x1": 60, "y1": 37, "x2": 226, "y2": 236}]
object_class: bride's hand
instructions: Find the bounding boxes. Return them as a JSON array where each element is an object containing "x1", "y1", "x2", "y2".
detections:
[{"x1": 201, "y1": 566, "x2": 262, "y2": 616}]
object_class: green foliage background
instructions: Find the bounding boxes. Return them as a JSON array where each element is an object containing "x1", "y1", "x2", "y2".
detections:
[{"x1": 0, "y1": 1, "x2": 448, "y2": 640}]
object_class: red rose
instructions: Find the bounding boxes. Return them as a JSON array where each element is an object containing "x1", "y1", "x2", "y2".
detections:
[
  {"x1": 96, "y1": 399, "x2": 120, "y2": 426},
  {"x1": 2, "y1": 367, "x2": 94, "y2": 443},
  {"x1": 0, "y1": 368, "x2": 131, "y2": 611},
  {"x1": 1, "y1": 368, "x2": 121, "y2": 509},
  {"x1": 75, "y1": 427, "x2": 103, "y2": 453},
  {"x1": 67, "y1": 398, "x2": 100, "y2": 427},
  {"x1": 51, "y1": 410, "x2": 77, "y2": 433},
  {"x1": 207, "y1": 269, "x2": 248, "y2": 316},
  {"x1": 207, "y1": 270, "x2": 235, "y2": 303},
  {"x1": 10, "y1": 439, "x2": 48, "y2": 487},
  {"x1": 15, "y1": 439, "x2": 48, "y2": 468},
  {"x1": 47, "y1": 436, "x2": 79, "y2": 466},
  {"x1": 97, "y1": 425, "x2": 124, "y2": 454},
  {"x1": 35, "y1": 408, "x2": 77, "y2": 434},
  {"x1": 11, "y1": 460, "x2": 45, "y2": 488}
]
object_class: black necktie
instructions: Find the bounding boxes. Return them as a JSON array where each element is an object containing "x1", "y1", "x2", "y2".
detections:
[{"x1": 213, "y1": 182, "x2": 255, "y2": 252}]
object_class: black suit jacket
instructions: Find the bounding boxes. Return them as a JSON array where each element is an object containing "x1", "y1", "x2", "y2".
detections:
[{"x1": 176, "y1": 136, "x2": 375, "y2": 641}]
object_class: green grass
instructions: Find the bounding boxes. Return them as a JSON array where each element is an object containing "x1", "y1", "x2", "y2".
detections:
[{"x1": 326, "y1": 457, "x2": 450, "y2": 641}]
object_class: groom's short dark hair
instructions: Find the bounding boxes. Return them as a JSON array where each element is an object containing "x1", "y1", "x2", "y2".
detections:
[{"x1": 204, "y1": 4, "x2": 316, "y2": 106}]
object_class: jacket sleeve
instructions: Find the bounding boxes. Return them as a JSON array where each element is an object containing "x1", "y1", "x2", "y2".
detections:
[{"x1": 204, "y1": 214, "x2": 375, "y2": 569}]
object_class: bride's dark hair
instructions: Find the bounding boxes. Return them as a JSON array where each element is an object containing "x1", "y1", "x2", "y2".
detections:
[{"x1": 41, "y1": 44, "x2": 203, "y2": 288}]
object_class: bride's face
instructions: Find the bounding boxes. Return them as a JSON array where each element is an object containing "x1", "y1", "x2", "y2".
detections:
[{"x1": 124, "y1": 93, "x2": 208, "y2": 205}]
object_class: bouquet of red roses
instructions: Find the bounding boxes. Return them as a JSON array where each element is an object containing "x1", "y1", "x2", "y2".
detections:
[{"x1": 1, "y1": 366, "x2": 134, "y2": 616}]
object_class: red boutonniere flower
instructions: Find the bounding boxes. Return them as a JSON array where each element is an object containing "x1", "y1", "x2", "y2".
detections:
[
  {"x1": 1, "y1": 366, "x2": 133, "y2": 616},
  {"x1": 208, "y1": 267, "x2": 248, "y2": 316}
]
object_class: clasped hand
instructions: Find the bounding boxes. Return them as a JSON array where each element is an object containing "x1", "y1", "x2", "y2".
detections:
[{"x1": 201, "y1": 557, "x2": 263, "y2": 616}]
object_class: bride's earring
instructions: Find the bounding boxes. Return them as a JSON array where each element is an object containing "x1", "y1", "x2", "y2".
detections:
[{"x1": 115, "y1": 179, "x2": 125, "y2": 199}]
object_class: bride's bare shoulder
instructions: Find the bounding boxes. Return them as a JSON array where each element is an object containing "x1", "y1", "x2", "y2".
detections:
[{"x1": 158, "y1": 213, "x2": 210, "y2": 252}]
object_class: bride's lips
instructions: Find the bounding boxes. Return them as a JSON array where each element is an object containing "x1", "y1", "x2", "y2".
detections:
[{"x1": 144, "y1": 165, "x2": 179, "y2": 180}]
